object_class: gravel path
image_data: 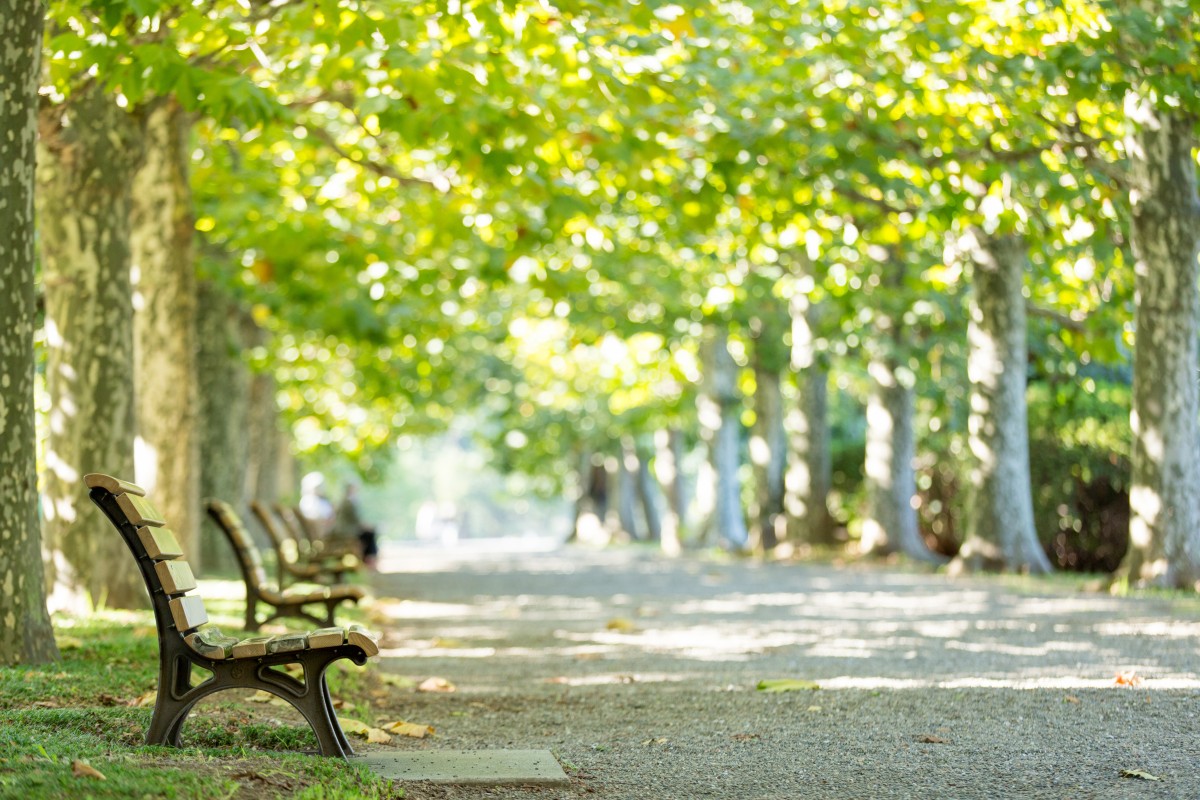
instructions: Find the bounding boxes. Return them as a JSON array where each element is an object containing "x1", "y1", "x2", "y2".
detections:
[{"x1": 359, "y1": 542, "x2": 1200, "y2": 799}]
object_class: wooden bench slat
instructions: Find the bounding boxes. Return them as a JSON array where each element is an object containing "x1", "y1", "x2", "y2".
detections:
[
  {"x1": 168, "y1": 595, "x2": 208, "y2": 632},
  {"x1": 117, "y1": 492, "x2": 166, "y2": 527},
  {"x1": 231, "y1": 635, "x2": 274, "y2": 659},
  {"x1": 185, "y1": 630, "x2": 238, "y2": 660},
  {"x1": 307, "y1": 627, "x2": 347, "y2": 649},
  {"x1": 266, "y1": 633, "x2": 309, "y2": 655},
  {"x1": 154, "y1": 560, "x2": 197, "y2": 595},
  {"x1": 347, "y1": 624, "x2": 379, "y2": 657},
  {"x1": 137, "y1": 527, "x2": 183, "y2": 560},
  {"x1": 84, "y1": 473, "x2": 147, "y2": 497}
]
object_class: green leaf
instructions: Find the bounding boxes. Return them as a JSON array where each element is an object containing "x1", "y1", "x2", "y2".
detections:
[{"x1": 756, "y1": 679, "x2": 820, "y2": 693}]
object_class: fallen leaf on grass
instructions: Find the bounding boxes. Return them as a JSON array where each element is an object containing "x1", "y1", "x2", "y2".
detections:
[
  {"x1": 379, "y1": 674, "x2": 416, "y2": 689},
  {"x1": 605, "y1": 618, "x2": 637, "y2": 633},
  {"x1": 916, "y1": 735, "x2": 949, "y2": 744},
  {"x1": 731, "y1": 733, "x2": 760, "y2": 742},
  {"x1": 641, "y1": 738, "x2": 669, "y2": 746},
  {"x1": 381, "y1": 721, "x2": 435, "y2": 739},
  {"x1": 756, "y1": 679, "x2": 820, "y2": 693},
  {"x1": 417, "y1": 677, "x2": 456, "y2": 693},
  {"x1": 1114, "y1": 671, "x2": 1142, "y2": 687},
  {"x1": 1120, "y1": 769, "x2": 1162, "y2": 781},
  {"x1": 340, "y1": 718, "x2": 370, "y2": 735},
  {"x1": 340, "y1": 718, "x2": 392, "y2": 744},
  {"x1": 248, "y1": 690, "x2": 288, "y2": 707},
  {"x1": 1063, "y1": 695, "x2": 1081, "y2": 704},
  {"x1": 71, "y1": 760, "x2": 105, "y2": 780},
  {"x1": 131, "y1": 691, "x2": 157, "y2": 707},
  {"x1": 32, "y1": 700, "x2": 60, "y2": 709}
]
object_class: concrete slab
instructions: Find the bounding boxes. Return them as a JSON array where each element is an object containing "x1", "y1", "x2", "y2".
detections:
[{"x1": 353, "y1": 749, "x2": 570, "y2": 786}]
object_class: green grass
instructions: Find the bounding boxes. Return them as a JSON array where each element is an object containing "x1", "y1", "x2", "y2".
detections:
[{"x1": 0, "y1": 606, "x2": 401, "y2": 799}]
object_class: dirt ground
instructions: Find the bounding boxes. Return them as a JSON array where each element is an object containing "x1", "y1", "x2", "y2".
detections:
[{"x1": 355, "y1": 542, "x2": 1200, "y2": 800}]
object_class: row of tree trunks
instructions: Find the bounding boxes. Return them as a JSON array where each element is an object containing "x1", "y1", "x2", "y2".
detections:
[
  {"x1": 38, "y1": 88, "x2": 278, "y2": 601},
  {"x1": 0, "y1": 0, "x2": 58, "y2": 665},
  {"x1": 38, "y1": 85, "x2": 146, "y2": 613}
]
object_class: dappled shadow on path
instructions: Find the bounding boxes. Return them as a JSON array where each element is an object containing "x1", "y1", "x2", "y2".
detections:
[{"x1": 365, "y1": 543, "x2": 1200, "y2": 691}]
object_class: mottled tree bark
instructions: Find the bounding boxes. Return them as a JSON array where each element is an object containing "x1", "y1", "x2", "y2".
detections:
[
  {"x1": 38, "y1": 85, "x2": 145, "y2": 611},
  {"x1": 785, "y1": 278, "x2": 835, "y2": 546},
  {"x1": 196, "y1": 282, "x2": 252, "y2": 575},
  {"x1": 860, "y1": 264, "x2": 941, "y2": 563},
  {"x1": 570, "y1": 451, "x2": 608, "y2": 543},
  {"x1": 860, "y1": 353, "x2": 931, "y2": 560},
  {"x1": 0, "y1": 0, "x2": 58, "y2": 665},
  {"x1": 633, "y1": 435, "x2": 662, "y2": 543},
  {"x1": 952, "y1": 231, "x2": 1050, "y2": 574},
  {"x1": 654, "y1": 429, "x2": 685, "y2": 554},
  {"x1": 751, "y1": 364, "x2": 787, "y2": 550},
  {"x1": 1118, "y1": 97, "x2": 1200, "y2": 587},
  {"x1": 615, "y1": 441, "x2": 642, "y2": 540},
  {"x1": 245, "y1": 369, "x2": 282, "y2": 504},
  {"x1": 131, "y1": 99, "x2": 200, "y2": 566},
  {"x1": 700, "y1": 328, "x2": 749, "y2": 550}
]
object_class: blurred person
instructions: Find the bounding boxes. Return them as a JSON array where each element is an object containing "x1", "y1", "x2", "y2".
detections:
[
  {"x1": 298, "y1": 471, "x2": 335, "y2": 541},
  {"x1": 334, "y1": 482, "x2": 379, "y2": 570}
]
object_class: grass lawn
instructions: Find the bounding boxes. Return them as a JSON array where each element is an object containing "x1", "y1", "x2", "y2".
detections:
[{"x1": 0, "y1": 584, "x2": 401, "y2": 799}]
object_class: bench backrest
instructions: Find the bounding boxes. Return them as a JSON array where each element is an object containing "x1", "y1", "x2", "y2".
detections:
[
  {"x1": 250, "y1": 500, "x2": 299, "y2": 561},
  {"x1": 280, "y1": 504, "x2": 321, "y2": 546},
  {"x1": 206, "y1": 500, "x2": 273, "y2": 596},
  {"x1": 84, "y1": 474, "x2": 212, "y2": 638}
]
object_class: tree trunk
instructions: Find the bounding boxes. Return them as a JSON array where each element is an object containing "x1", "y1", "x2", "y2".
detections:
[
  {"x1": 1118, "y1": 97, "x2": 1200, "y2": 587},
  {"x1": 700, "y1": 328, "x2": 749, "y2": 550},
  {"x1": 38, "y1": 85, "x2": 145, "y2": 612},
  {"x1": 861, "y1": 353, "x2": 933, "y2": 561},
  {"x1": 571, "y1": 450, "x2": 608, "y2": 543},
  {"x1": 0, "y1": 1, "x2": 58, "y2": 665},
  {"x1": 785, "y1": 276, "x2": 835, "y2": 546},
  {"x1": 633, "y1": 435, "x2": 662, "y2": 543},
  {"x1": 245, "y1": 369, "x2": 282, "y2": 504},
  {"x1": 654, "y1": 429, "x2": 685, "y2": 554},
  {"x1": 952, "y1": 231, "x2": 1051, "y2": 574},
  {"x1": 131, "y1": 99, "x2": 200, "y2": 565},
  {"x1": 860, "y1": 263, "x2": 941, "y2": 563},
  {"x1": 751, "y1": 363, "x2": 787, "y2": 550},
  {"x1": 616, "y1": 441, "x2": 642, "y2": 540},
  {"x1": 196, "y1": 282, "x2": 252, "y2": 575}
]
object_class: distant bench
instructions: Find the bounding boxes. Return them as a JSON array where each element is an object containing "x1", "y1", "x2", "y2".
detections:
[
  {"x1": 85, "y1": 473, "x2": 378, "y2": 757},
  {"x1": 207, "y1": 499, "x2": 365, "y2": 633},
  {"x1": 250, "y1": 500, "x2": 358, "y2": 588}
]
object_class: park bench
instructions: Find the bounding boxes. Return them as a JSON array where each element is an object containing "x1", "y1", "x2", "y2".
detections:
[
  {"x1": 250, "y1": 500, "x2": 358, "y2": 589},
  {"x1": 207, "y1": 499, "x2": 365, "y2": 633},
  {"x1": 278, "y1": 502, "x2": 361, "y2": 561},
  {"x1": 85, "y1": 473, "x2": 378, "y2": 757}
]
